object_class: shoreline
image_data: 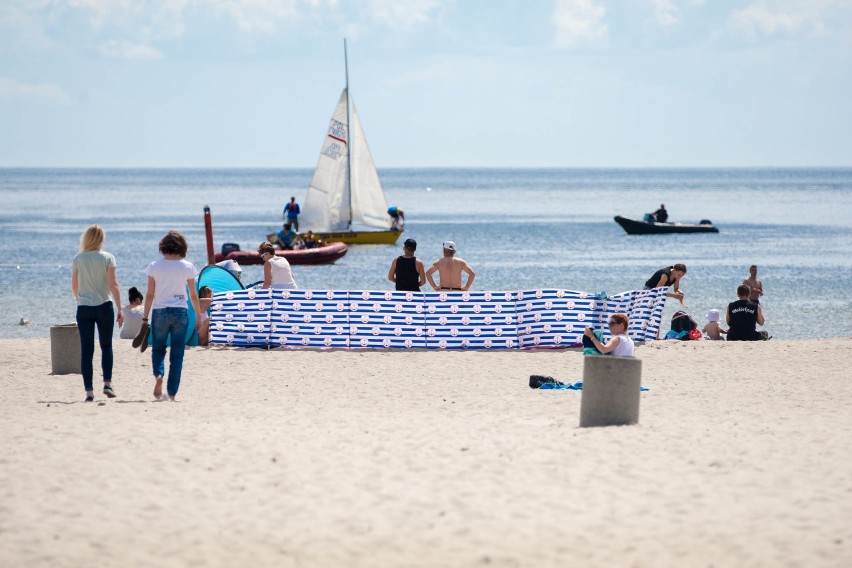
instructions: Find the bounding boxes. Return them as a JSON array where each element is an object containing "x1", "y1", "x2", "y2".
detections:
[{"x1": 2, "y1": 338, "x2": 851, "y2": 566}]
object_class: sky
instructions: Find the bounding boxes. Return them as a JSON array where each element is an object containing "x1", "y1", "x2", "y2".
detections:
[{"x1": 1, "y1": 0, "x2": 851, "y2": 168}]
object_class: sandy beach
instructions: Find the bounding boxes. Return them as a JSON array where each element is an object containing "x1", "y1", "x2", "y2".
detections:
[{"x1": 1, "y1": 338, "x2": 851, "y2": 567}]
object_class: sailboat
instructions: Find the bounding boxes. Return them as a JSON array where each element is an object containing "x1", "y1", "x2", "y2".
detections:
[{"x1": 298, "y1": 40, "x2": 403, "y2": 245}]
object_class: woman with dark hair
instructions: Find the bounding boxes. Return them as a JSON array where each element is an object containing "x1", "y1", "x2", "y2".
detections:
[
  {"x1": 71, "y1": 225, "x2": 123, "y2": 401},
  {"x1": 644, "y1": 263, "x2": 687, "y2": 301},
  {"x1": 141, "y1": 231, "x2": 202, "y2": 401},
  {"x1": 119, "y1": 286, "x2": 145, "y2": 339},
  {"x1": 257, "y1": 242, "x2": 297, "y2": 289}
]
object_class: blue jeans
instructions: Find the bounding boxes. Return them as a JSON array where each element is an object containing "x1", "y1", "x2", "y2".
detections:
[
  {"x1": 76, "y1": 301, "x2": 114, "y2": 392},
  {"x1": 151, "y1": 308, "x2": 189, "y2": 397}
]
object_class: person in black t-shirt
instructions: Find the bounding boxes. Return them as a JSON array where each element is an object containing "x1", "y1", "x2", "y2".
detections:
[
  {"x1": 387, "y1": 238, "x2": 426, "y2": 292},
  {"x1": 726, "y1": 284, "x2": 766, "y2": 341},
  {"x1": 643, "y1": 263, "x2": 687, "y2": 301}
]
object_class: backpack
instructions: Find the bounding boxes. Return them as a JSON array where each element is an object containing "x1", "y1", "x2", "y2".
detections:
[{"x1": 671, "y1": 310, "x2": 698, "y2": 334}]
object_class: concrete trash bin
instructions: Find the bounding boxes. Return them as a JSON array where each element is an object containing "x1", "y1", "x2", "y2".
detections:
[
  {"x1": 51, "y1": 324, "x2": 81, "y2": 375},
  {"x1": 579, "y1": 355, "x2": 642, "y2": 427}
]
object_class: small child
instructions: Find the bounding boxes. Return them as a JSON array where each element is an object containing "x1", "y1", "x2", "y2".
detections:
[
  {"x1": 703, "y1": 309, "x2": 727, "y2": 340},
  {"x1": 198, "y1": 286, "x2": 213, "y2": 346}
]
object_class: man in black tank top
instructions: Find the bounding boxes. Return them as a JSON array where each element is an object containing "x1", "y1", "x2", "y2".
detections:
[
  {"x1": 727, "y1": 284, "x2": 766, "y2": 341},
  {"x1": 387, "y1": 238, "x2": 426, "y2": 292}
]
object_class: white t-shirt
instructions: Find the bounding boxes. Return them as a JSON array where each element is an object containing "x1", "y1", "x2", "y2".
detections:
[
  {"x1": 269, "y1": 256, "x2": 297, "y2": 289},
  {"x1": 611, "y1": 333, "x2": 635, "y2": 357},
  {"x1": 146, "y1": 258, "x2": 198, "y2": 309},
  {"x1": 120, "y1": 305, "x2": 144, "y2": 339}
]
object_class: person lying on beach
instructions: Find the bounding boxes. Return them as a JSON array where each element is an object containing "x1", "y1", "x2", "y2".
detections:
[
  {"x1": 583, "y1": 313, "x2": 635, "y2": 357},
  {"x1": 703, "y1": 309, "x2": 727, "y2": 340},
  {"x1": 425, "y1": 241, "x2": 475, "y2": 292}
]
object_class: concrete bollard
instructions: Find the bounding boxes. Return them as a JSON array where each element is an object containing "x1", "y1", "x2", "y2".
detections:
[
  {"x1": 579, "y1": 356, "x2": 642, "y2": 427},
  {"x1": 50, "y1": 324, "x2": 81, "y2": 375}
]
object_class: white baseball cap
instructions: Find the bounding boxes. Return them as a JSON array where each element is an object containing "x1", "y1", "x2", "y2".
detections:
[{"x1": 442, "y1": 240, "x2": 457, "y2": 251}]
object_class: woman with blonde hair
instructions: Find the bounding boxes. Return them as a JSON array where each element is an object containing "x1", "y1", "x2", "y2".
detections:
[{"x1": 71, "y1": 225, "x2": 124, "y2": 402}]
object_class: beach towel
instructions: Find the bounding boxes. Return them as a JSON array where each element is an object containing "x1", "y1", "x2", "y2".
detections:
[{"x1": 537, "y1": 381, "x2": 650, "y2": 392}]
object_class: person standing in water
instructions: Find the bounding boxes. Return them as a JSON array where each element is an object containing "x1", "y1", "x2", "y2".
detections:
[{"x1": 742, "y1": 265, "x2": 764, "y2": 304}]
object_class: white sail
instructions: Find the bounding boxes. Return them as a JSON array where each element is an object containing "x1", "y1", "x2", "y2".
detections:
[
  {"x1": 350, "y1": 102, "x2": 392, "y2": 229},
  {"x1": 300, "y1": 90, "x2": 351, "y2": 232}
]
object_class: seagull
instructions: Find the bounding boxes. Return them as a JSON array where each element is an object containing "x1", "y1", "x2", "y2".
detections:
[{"x1": 19, "y1": 316, "x2": 31, "y2": 326}]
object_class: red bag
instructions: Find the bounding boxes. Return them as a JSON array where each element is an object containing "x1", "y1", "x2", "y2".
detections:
[{"x1": 688, "y1": 329, "x2": 702, "y2": 340}]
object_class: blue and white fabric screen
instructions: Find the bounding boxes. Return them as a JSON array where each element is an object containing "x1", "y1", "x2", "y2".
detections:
[{"x1": 209, "y1": 288, "x2": 667, "y2": 349}]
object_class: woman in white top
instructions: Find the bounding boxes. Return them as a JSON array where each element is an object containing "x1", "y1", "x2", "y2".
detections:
[
  {"x1": 257, "y1": 242, "x2": 297, "y2": 289},
  {"x1": 71, "y1": 225, "x2": 124, "y2": 402},
  {"x1": 119, "y1": 287, "x2": 144, "y2": 339},
  {"x1": 583, "y1": 313, "x2": 635, "y2": 357},
  {"x1": 141, "y1": 231, "x2": 202, "y2": 401}
]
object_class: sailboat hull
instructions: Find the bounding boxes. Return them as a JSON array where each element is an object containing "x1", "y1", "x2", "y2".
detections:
[{"x1": 312, "y1": 229, "x2": 402, "y2": 245}]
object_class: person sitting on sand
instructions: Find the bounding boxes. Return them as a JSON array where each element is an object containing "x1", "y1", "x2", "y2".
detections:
[
  {"x1": 644, "y1": 263, "x2": 687, "y2": 301},
  {"x1": 425, "y1": 241, "x2": 475, "y2": 292},
  {"x1": 198, "y1": 286, "x2": 213, "y2": 346},
  {"x1": 703, "y1": 309, "x2": 727, "y2": 340},
  {"x1": 258, "y1": 242, "x2": 297, "y2": 290},
  {"x1": 727, "y1": 284, "x2": 766, "y2": 341},
  {"x1": 583, "y1": 313, "x2": 635, "y2": 357},
  {"x1": 119, "y1": 286, "x2": 145, "y2": 339}
]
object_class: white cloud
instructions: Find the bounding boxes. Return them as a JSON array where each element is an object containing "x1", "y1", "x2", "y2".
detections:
[
  {"x1": 727, "y1": 0, "x2": 849, "y2": 38},
  {"x1": 0, "y1": 76, "x2": 70, "y2": 104},
  {"x1": 652, "y1": 0, "x2": 679, "y2": 26},
  {"x1": 553, "y1": 0, "x2": 607, "y2": 48},
  {"x1": 366, "y1": 0, "x2": 445, "y2": 30},
  {"x1": 98, "y1": 39, "x2": 164, "y2": 60}
]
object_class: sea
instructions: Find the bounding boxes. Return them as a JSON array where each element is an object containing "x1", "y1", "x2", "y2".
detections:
[{"x1": 1, "y1": 167, "x2": 851, "y2": 340}]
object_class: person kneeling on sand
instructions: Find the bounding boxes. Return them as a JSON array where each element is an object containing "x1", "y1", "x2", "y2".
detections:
[
  {"x1": 425, "y1": 241, "x2": 475, "y2": 291},
  {"x1": 583, "y1": 313, "x2": 635, "y2": 357},
  {"x1": 703, "y1": 309, "x2": 727, "y2": 340},
  {"x1": 120, "y1": 286, "x2": 145, "y2": 339},
  {"x1": 198, "y1": 286, "x2": 213, "y2": 346}
]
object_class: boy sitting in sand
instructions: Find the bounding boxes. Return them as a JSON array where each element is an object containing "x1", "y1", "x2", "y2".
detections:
[{"x1": 703, "y1": 309, "x2": 727, "y2": 340}]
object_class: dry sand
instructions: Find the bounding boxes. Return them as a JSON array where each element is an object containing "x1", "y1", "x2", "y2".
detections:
[{"x1": 1, "y1": 338, "x2": 851, "y2": 567}]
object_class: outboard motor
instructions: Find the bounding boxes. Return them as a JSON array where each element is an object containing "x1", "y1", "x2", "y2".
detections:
[{"x1": 221, "y1": 242, "x2": 241, "y2": 256}]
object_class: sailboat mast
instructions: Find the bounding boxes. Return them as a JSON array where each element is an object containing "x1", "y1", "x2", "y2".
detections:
[{"x1": 344, "y1": 38, "x2": 352, "y2": 230}]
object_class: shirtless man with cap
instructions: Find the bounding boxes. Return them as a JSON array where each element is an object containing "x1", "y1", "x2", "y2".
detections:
[{"x1": 425, "y1": 241, "x2": 476, "y2": 291}]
